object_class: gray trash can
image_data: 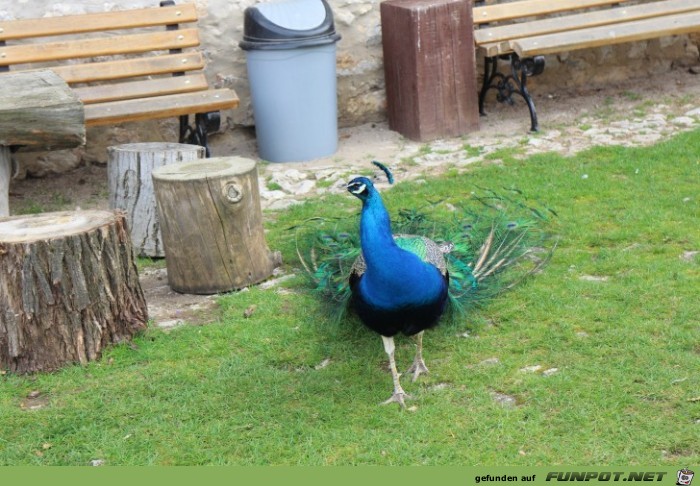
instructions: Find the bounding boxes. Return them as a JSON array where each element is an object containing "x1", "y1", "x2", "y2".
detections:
[{"x1": 240, "y1": 0, "x2": 341, "y2": 163}]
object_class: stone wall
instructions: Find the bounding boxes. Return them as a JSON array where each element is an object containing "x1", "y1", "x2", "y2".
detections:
[{"x1": 2, "y1": 0, "x2": 699, "y2": 175}]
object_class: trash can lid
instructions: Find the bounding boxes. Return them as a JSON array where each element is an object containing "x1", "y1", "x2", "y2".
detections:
[{"x1": 240, "y1": 0, "x2": 341, "y2": 50}]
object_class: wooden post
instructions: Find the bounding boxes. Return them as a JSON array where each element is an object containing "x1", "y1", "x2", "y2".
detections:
[
  {"x1": 0, "y1": 210, "x2": 148, "y2": 373},
  {"x1": 0, "y1": 146, "x2": 9, "y2": 218},
  {"x1": 107, "y1": 143, "x2": 205, "y2": 257},
  {"x1": 381, "y1": 0, "x2": 480, "y2": 141},
  {"x1": 152, "y1": 157, "x2": 281, "y2": 294}
]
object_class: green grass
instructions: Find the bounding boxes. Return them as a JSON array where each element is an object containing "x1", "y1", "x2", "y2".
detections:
[
  {"x1": 484, "y1": 146, "x2": 525, "y2": 164},
  {"x1": 135, "y1": 257, "x2": 167, "y2": 272},
  {"x1": 463, "y1": 144, "x2": 485, "y2": 158},
  {"x1": 315, "y1": 178, "x2": 335, "y2": 189},
  {"x1": 14, "y1": 192, "x2": 74, "y2": 215},
  {"x1": 1, "y1": 129, "x2": 699, "y2": 465}
]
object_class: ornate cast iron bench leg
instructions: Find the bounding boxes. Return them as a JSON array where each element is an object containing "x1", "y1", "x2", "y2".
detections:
[
  {"x1": 178, "y1": 112, "x2": 221, "y2": 158},
  {"x1": 478, "y1": 53, "x2": 545, "y2": 132}
]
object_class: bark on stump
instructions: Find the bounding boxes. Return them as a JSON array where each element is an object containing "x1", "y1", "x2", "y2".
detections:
[
  {"x1": 107, "y1": 143, "x2": 205, "y2": 257},
  {"x1": 152, "y1": 156, "x2": 281, "y2": 294},
  {"x1": 0, "y1": 210, "x2": 148, "y2": 374}
]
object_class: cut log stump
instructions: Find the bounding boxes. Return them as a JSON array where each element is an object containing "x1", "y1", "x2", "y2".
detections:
[
  {"x1": 107, "y1": 142, "x2": 205, "y2": 257},
  {"x1": 152, "y1": 156, "x2": 281, "y2": 294},
  {"x1": 0, "y1": 210, "x2": 148, "y2": 374}
]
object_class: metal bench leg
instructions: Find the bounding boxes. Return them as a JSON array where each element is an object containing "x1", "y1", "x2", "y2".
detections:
[
  {"x1": 511, "y1": 54, "x2": 544, "y2": 132},
  {"x1": 178, "y1": 112, "x2": 221, "y2": 158},
  {"x1": 478, "y1": 53, "x2": 545, "y2": 132},
  {"x1": 479, "y1": 56, "x2": 501, "y2": 117}
]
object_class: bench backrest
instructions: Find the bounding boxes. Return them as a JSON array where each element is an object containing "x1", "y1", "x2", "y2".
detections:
[
  {"x1": 473, "y1": 0, "x2": 624, "y2": 26},
  {"x1": 0, "y1": 3, "x2": 218, "y2": 124},
  {"x1": 473, "y1": 0, "x2": 700, "y2": 57}
]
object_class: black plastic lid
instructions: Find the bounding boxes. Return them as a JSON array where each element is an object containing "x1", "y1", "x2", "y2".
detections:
[{"x1": 240, "y1": 0, "x2": 341, "y2": 51}]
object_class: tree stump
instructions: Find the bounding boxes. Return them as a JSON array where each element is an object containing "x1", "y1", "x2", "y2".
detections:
[
  {"x1": 152, "y1": 156, "x2": 281, "y2": 294},
  {"x1": 0, "y1": 146, "x2": 10, "y2": 218},
  {"x1": 0, "y1": 210, "x2": 148, "y2": 374},
  {"x1": 107, "y1": 143, "x2": 205, "y2": 257}
]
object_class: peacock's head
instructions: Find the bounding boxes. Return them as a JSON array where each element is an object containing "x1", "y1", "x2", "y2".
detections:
[{"x1": 347, "y1": 177, "x2": 374, "y2": 201}]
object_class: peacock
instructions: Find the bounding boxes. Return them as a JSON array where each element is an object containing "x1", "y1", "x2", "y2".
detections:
[{"x1": 297, "y1": 161, "x2": 555, "y2": 408}]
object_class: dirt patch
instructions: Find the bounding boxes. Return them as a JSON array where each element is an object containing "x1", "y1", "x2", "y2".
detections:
[{"x1": 139, "y1": 268, "x2": 221, "y2": 329}]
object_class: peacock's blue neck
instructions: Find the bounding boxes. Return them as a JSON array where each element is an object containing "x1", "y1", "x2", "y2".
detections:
[{"x1": 359, "y1": 190, "x2": 399, "y2": 269}]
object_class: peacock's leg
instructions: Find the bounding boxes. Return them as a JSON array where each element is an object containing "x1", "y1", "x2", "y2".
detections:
[
  {"x1": 380, "y1": 335, "x2": 410, "y2": 407},
  {"x1": 407, "y1": 331, "x2": 429, "y2": 382}
]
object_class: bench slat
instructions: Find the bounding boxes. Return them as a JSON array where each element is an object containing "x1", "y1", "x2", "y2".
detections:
[
  {"x1": 84, "y1": 89, "x2": 240, "y2": 126},
  {"x1": 480, "y1": 42, "x2": 505, "y2": 57},
  {"x1": 475, "y1": 0, "x2": 700, "y2": 47},
  {"x1": 74, "y1": 73, "x2": 209, "y2": 104},
  {"x1": 0, "y1": 28, "x2": 200, "y2": 66},
  {"x1": 473, "y1": 0, "x2": 625, "y2": 25},
  {"x1": 43, "y1": 53, "x2": 206, "y2": 84},
  {"x1": 0, "y1": 4, "x2": 197, "y2": 41},
  {"x1": 512, "y1": 10, "x2": 700, "y2": 56}
]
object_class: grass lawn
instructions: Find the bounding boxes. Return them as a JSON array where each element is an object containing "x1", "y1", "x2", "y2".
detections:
[{"x1": 0, "y1": 129, "x2": 698, "y2": 465}]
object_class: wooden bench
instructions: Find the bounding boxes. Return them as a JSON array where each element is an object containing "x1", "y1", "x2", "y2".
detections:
[
  {"x1": 0, "y1": 1, "x2": 239, "y2": 156},
  {"x1": 473, "y1": 0, "x2": 700, "y2": 131}
]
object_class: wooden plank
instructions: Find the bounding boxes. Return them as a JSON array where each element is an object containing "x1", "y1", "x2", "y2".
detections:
[
  {"x1": 0, "y1": 70, "x2": 85, "y2": 150},
  {"x1": 512, "y1": 10, "x2": 700, "y2": 56},
  {"x1": 475, "y1": 0, "x2": 700, "y2": 45},
  {"x1": 473, "y1": 0, "x2": 625, "y2": 25},
  {"x1": 0, "y1": 4, "x2": 198, "y2": 41},
  {"x1": 84, "y1": 89, "x2": 240, "y2": 126},
  {"x1": 74, "y1": 74, "x2": 209, "y2": 104},
  {"x1": 0, "y1": 28, "x2": 200, "y2": 66},
  {"x1": 480, "y1": 42, "x2": 509, "y2": 57},
  {"x1": 36, "y1": 53, "x2": 205, "y2": 84}
]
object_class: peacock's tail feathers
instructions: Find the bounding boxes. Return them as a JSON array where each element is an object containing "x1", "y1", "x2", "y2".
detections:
[{"x1": 295, "y1": 217, "x2": 361, "y2": 322}]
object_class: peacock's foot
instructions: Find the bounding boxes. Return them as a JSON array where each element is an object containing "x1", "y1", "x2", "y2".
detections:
[
  {"x1": 407, "y1": 358, "x2": 429, "y2": 382},
  {"x1": 380, "y1": 390, "x2": 412, "y2": 408}
]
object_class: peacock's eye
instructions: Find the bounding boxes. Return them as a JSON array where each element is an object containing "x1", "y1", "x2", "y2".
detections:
[{"x1": 348, "y1": 182, "x2": 367, "y2": 195}]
